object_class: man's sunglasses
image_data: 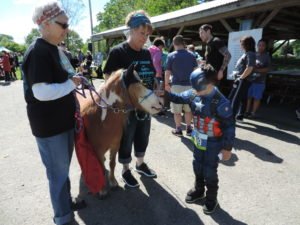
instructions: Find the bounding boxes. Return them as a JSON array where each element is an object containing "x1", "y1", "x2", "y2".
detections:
[{"x1": 55, "y1": 21, "x2": 69, "y2": 29}]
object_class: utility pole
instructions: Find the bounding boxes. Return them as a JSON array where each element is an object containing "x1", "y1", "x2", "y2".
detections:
[
  {"x1": 88, "y1": 0, "x2": 94, "y2": 54},
  {"x1": 88, "y1": 0, "x2": 93, "y2": 36}
]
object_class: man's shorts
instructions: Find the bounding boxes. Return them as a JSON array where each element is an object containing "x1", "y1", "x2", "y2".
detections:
[
  {"x1": 170, "y1": 85, "x2": 192, "y2": 113},
  {"x1": 248, "y1": 83, "x2": 265, "y2": 100}
]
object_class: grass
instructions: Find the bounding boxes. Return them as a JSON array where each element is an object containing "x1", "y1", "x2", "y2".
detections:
[{"x1": 16, "y1": 68, "x2": 22, "y2": 80}]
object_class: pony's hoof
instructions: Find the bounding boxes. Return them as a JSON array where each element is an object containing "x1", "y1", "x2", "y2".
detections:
[
  {"x1": 98, "y1": 189, "x2": 109, "y2": 200},
  {"x1": 109, "y1": 179, "x2": 119, "y2": 189}
]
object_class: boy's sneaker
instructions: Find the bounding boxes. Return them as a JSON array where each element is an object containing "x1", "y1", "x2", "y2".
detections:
[
  {"x1": 71, "y1": 198, "x2": 87, "y2": 211},
  {"x1": 186, "y1": 126, "x2": 193, "y2": 136},
  {"x1": 235, "y1": 115, "x2": 244, "y2": 122},
  {"x1": 203, "y1": 200, "x2": 219, "y2": 214},
  {"x1": 244, "y1": 112, "x2": 251, "y2": 118},
  {"x1": 296, "y1": 109, "x2": 300, "y2": 120},
  {"x1": 135, "y1": 163, "x2": 157, "y2": 178},
  {"x1": 247, "y1": 112, "x2": 256, "y2": 119},
  {"x1": 185, "y1": 188, "x2": 205, "y2": 203},
  {"x1": 122, "y1": 170, "x2": 139, "y2": 188},
  {"x1": 172, "y1": 128, "x2": 183, "y2": 136}
]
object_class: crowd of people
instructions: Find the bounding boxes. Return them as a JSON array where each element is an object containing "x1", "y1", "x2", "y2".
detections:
[
  {"x1": 21, "y1": 1, "x2": 274, "y2": 224},
  {"x1": 0, "y1": 50, "x2": 21, "y2": 82}
]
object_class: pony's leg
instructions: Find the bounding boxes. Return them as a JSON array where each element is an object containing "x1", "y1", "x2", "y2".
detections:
[
  {"x1": 98, "y1": 156, "x2": 109, "y2": 199},
  {"x1": 109, "y1": 149, "x2": 118, "y2": 189}
]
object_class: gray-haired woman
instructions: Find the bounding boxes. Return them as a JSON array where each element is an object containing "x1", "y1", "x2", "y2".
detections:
[{"x1": 22, "y1": 1, "x2": 85, "y2": 225}]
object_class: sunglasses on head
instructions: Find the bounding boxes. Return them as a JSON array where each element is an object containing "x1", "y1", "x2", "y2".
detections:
[{"x1": 55, "y1": 21, "x2": 69, "y2": 29}]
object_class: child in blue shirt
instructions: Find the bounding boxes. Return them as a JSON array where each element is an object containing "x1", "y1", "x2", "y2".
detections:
[{"x1": 166, "y1": 65, "x2": 235, "y2": 214}]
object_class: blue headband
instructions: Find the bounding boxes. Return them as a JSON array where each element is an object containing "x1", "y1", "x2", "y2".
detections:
[{"x1": 128, "y1": 13, "x2": 151, "y2": 29}]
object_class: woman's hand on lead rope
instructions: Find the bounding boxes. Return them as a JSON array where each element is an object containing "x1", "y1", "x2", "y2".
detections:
[{"x1": 71, "y1": 77, "x2": 82, "y2": 86}]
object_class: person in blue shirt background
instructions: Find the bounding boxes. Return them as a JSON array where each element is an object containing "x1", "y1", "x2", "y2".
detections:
[{"x1": 166, "y1": 65, "x2": 235, "y2": 214}]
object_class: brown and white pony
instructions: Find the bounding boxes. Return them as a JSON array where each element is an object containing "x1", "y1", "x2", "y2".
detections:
[{"x1": 76, "y1": 64, "x2": 162, "y2": 196}]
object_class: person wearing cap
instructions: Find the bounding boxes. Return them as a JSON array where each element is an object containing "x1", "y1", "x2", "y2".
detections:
[
  {"x1": 103, "y1": 10, "x2": 157, "y2": 188},
  {"x1": 166, "y1": 64, "x2": 235, "y2": 214},
  {"x1": 22, "y1": 1, "x2": 85, "y2": 225},
  {"x1": 199, "y1": 24, "x2": 231, "y2": 83}
]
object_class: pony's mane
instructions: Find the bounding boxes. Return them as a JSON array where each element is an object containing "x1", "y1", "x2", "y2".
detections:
[
  {"x1": 101, "y1": 69, "x2": 123, "y2": 92},
  {"x1": 81, "y1": 69, "x2": 123, "y2": 116}
]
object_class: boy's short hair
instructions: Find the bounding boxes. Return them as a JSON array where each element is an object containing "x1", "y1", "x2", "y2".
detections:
[{"x1": 173, "y1": 35, "x2": 185, "y2": 46}]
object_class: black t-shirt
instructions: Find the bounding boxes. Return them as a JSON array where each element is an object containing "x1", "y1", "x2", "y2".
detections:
[
  {"x1": 103, "y1": 41, "x2": 155, "y2": 90},
  {"x1": 22, "y1": 38, "x2": 76, "y2": 138},
  {"x1": 205, "y1": 37, "x2": 225, "y2": 71}
]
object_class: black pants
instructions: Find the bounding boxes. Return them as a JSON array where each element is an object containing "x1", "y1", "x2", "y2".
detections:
[
  {"x1": 193, "y1": 141, "x2": 222, "y2": 203},
  {"x1": 228, "y1": 79, "x2": 251, "y2": 118},
  {"x1": 4, "y1": 71, "x2": 10, "y2": 82},
  {"x1": 118, "y1": 111, "x2": 151, "y2": 164}
]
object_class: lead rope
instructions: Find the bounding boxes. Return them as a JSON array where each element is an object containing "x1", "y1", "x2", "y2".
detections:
[{"x1": 73, "y1": 74, "x2": 112, "y2": 133}]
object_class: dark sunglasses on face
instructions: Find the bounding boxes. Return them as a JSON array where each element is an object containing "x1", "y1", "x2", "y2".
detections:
[{"x1": 55, "y1": 21, "x2": 69, "y2": 29}]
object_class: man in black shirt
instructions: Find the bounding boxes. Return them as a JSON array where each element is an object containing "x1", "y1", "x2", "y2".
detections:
[{"x1": 199, "y1": 24, "x2": 231, "y2": 83}]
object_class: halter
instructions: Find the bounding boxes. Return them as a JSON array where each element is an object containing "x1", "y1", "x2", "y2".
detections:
[
  {"x1": 139, "y1": 90, "x2": 155, "y2": 104},
  {"x1": 75, "y1": 74, "x2": 134, "y2": 113}
]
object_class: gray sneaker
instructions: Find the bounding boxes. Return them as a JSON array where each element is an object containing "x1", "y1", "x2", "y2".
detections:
[
  {"x1": 122, "y1": 169, "x2": 139, "y2": 188},
  {"x1": 135, "y1": 163, "x2": 157, "y2": 178}
]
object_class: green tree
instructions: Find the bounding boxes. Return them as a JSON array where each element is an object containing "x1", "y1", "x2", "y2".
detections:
[
  {"x1": 59, "y1": 0, "x2": 85, "y2": 26},
  {"x1": 66, "y1": 30, "x2": 84, "y2": 53},
  {"x1": 0, "y1": 34, "x2": 26, "y2": 53},
  {"x1": 96, "y1": 0, "x2": 198, "y2": 32},
  {"x1": 291, "y1": 40, "x2": 300, "y2": 57},
  {"x1": 24, "y1": 28, "x2": 40, "y2": 46},
  {"x1": 0, "y1": 34, "x2": 14, "y2": 43}
]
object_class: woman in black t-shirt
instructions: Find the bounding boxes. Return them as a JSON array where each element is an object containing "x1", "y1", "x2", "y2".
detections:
[
  {"x1": 22, "y1": 2, "x2": 85, "y2": 224},
  {"x1": 103, "y1": 10, "x2": 157, "y2": 188}
]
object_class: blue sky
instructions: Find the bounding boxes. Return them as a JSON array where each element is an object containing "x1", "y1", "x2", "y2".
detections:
[{"x1": 0, "y1": 0, "x2": 110, "y2": 44}]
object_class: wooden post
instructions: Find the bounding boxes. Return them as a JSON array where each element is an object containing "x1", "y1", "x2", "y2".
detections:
[
  {"x1": 259, "y1": 8, "x2": 281, "y2": 28},
  {"x1": 176, "y1": 26, "x2": 185, "y2": 36},
  {"x1": 220, "y1": 19, "x2": 233, "y2": 32}
]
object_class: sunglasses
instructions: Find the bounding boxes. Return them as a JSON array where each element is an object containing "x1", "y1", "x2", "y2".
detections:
[{"x1": 54, "y1": 21, "x2": 69, "y2": 30}]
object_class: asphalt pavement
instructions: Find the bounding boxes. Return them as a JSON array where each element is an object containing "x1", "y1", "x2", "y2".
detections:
[{"x1": 0, "y1": 79, "x2": 299, "y2": 225}]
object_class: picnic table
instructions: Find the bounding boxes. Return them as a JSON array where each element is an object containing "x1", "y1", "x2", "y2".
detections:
[{"x1": 265, "y1": 70, "x2": 300, "y2": 104}]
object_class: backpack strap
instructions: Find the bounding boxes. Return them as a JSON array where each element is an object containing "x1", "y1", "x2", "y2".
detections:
[{"x1": 210, "y1": 91, "x2": 222, "y2": 120}]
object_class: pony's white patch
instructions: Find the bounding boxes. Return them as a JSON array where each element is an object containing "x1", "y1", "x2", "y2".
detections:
[
  {"x1": 139, "y1": 89, "x2": 162, "y2": 114},
  {"x1": 100, "y1": 90, "x2": 122, "y2": 121},
  {"x1": 133, "y1": 71, "x2": 141, "y2": 81}
]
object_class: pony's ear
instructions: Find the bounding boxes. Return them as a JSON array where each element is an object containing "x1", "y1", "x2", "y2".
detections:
[{"x1": 123, "y1": 63, "x2": 141, "y2": 88}]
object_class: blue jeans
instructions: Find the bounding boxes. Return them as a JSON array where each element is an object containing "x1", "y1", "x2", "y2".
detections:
[
  {"x1": 193, "y1": 140, "x2": 222, "y2": 203},
  {"x1": 36, "y1": 129, "x2": 75, "y2": 225}
]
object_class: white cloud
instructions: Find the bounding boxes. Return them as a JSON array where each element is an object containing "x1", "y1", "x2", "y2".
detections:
[
  {"x1": 13, "y1": 0, "x2": 39, "y2": 5},
  {"x1": 0, "y1": 15, "x2": 35, "y2": 44}
]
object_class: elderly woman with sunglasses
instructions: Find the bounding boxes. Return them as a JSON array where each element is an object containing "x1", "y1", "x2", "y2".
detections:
[
  {"x1": 22, "y1": 1, "x2": 84, "y2": 225},
  {"x1": 103, "y1": 10, "x2": 158, "y2": 188}
]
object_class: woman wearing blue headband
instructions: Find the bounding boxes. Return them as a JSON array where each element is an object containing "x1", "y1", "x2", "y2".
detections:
[{"x1": 103, "y1": 10, "x2": 157, "y2": 188}]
